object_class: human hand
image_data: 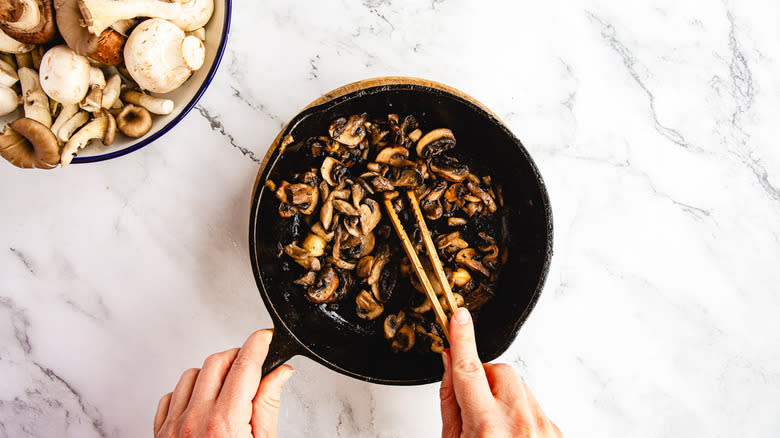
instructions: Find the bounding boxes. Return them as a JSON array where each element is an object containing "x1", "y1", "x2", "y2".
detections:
[
  {"x1": 440, "y1": 308, "x2": 562, "y2": 438},
  {"x1": 154, "y1": 330, "x2": 294, "y2": 438}
]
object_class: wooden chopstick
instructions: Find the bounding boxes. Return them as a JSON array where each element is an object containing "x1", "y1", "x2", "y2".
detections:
[
  {"x1": 406, "y1": 191, "x2": 461, "y2": 315},
  {"x1": 382, "y1": 198, "x2": 451, "y2": 341}
]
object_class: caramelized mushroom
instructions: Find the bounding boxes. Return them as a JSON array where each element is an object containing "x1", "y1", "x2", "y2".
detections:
[
  {"x1": 321, "y1": 156, "x2": 347, "y2": 186},
  {"x1": 430, "y1": 155, "x2": 469, "y2": 182},
  {"x1": 375, "y1": 146, "x2": 414, "y2": 167},
  {"x1": 416, "y1": 128, "x2": 455, "y2": 158},
  {"x1": 456, "y1": 248, "x2": 490, "y2": 277},
  {"x1": 356, "y1": 289, "x2": 384, "y2": 320},
  {"x1": 307, "y1": 267, "x2": 339, "y2": 303},
  {"x1": 329, "y1": 114, "x2": 367, "y2": 146},
  {"x1": 359, "y1": 198, "x2": 381, "y2": 234},
  {"x1": 384, "y1": 311, "x2": 406, "y2": 339},
  {"x1": 391, "y1": 323, "x2": 415, "y2": 353}
]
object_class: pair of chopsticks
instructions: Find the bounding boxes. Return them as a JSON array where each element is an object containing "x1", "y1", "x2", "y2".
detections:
[{"x1": 383, "y1": 191, "x2": 460, "y2": 342}]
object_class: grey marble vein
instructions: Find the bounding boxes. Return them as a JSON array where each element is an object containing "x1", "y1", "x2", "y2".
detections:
[{"x1": 195, "y1": 105, "x2": 262, "y2": 163}]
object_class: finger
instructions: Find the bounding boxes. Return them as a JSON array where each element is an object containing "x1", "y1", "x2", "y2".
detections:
[
  {"x1": 521, "y1": 380, "x2": 546, "y2": 416},
  {"x1": 217, "y1": 330, "x2": 273, "y2": 415},
  {"x1": 483, "y1": 363, "x2": 525, "y2": 406},
  {"x1": 154, "y1": 392, "x2": 172, "y2": 435},
  {"x1": 167, "y1": 368, "x2": 200, "y2": 418},
  {"x1": 189, "y1": 348, "x2": 240, "y2": 406},
  {"x1": 251, "y1": 364, "x2": 294, "y2": 437},
  {"x1": 439, "y1": 350, "x2": 461, "y2": 438},
  {"x1": 448, "y1": 308, "x2": 495, "y2": 417}
]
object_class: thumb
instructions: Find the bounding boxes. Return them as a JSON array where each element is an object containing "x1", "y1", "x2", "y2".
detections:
[{"x1": 251, "y1": 365, "x2": 294, "y2": 438}]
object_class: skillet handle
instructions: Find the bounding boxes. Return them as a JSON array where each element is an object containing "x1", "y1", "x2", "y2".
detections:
[{"x1": 262, "y1": 327, "x2": 301, "y2": 376}]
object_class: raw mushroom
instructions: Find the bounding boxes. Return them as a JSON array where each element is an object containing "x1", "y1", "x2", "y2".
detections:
[
  {"x1": 55, "y1": 109, "x2": 88, "y2": 142},
  {"x1": 78, "y1": 0, "x2": 214, "y2": 35},
  {"x1": 49, "y1": 102, "x2": 77, "y2": 136},
  {"x1": 54, "y1": 0, "x2": 125, "y2": 65},
  {"x1": 0, "y1": 117, "x2": 59, "y2": 168},
  {"x1": 0, "y1": 27, "x2": 32, "y2": 52},
  {"x1": 60, "y1": 109, "x2": 108, "y2": 165},
  {"x1": 18, "y1": 66, "x2": 50, "y2": 127},
  {"x1": 123, "y1": 18, "x2": 205, "y2": 94},
  {"x1": 79, "y1": 66, "x2": 105, "y2": 112},
  {"x1": 100, "y1": 73, "x2": 120, "y2": 108},
  {"x1": 38, "y1": 45, "x2": 90, "y2": 105},
  {"x1": 0, "y1": 0, "x2": 57, "y2": 44},
  {"x1": 0, "y1": 58, "x2": 18, "y2": 86},
  {"x1": 0, "y1": 85, "x2": 19, "y2": 115},
  {"x1": 115, "y1": 103, "x2": 151, "y2": 138}
]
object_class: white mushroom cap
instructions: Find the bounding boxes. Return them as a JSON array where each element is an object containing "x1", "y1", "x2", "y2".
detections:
[
  {"x1": 0, "y1": 85, "x2": 19, "y2": 116},
  {"x1": 124, "y1": 19, "x2": 205, "y2": 93},
  {"x1": 39, "y1": 45, "x2": 90, "y2": 105}
]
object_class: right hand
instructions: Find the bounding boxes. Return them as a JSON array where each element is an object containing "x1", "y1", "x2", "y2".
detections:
[{"x1": 439, "y1": 308, "x2": 562, "y2": 438}]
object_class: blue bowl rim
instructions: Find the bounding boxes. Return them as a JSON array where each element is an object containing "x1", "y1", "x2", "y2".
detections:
[{"x1": 72, "y1": 0, "x2": 233, "y2": 164}]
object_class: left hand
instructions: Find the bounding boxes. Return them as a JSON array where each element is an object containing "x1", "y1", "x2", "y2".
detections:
[{"x1": 153, "y1": 330, "x2": 294, "y2": 438}]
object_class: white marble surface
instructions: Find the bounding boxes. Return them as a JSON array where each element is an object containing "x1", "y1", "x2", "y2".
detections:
[{"x1": 1, "y1": 0, "x2": 779, "y2": 436}]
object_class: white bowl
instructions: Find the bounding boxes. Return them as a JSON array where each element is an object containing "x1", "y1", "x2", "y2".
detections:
[{"x1": 3, "y1": 0, "x2": 231, "y2": 165}]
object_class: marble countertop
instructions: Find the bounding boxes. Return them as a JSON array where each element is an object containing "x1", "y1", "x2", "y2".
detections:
[{"x1": 2, "y1": 0, "x2": 779, "y2": 436}]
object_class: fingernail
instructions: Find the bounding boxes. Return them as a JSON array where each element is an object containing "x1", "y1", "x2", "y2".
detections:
[
  {"x1": 454, "y1": 308, "x2": 471, "y2": 325},
  {"x1": 441, "y1": 350, "x2": 450, "y2": 371}
]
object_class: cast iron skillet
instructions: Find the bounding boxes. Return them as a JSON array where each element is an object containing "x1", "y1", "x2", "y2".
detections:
[{"x1": 249, "y1": 78, "x2": 553, "y2": 385}]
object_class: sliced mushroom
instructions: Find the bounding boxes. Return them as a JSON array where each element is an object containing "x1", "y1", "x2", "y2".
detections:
[
  {"x1": 371, "y1": 262, "x2": 397, "y2": 302},
  {"x1": 367, "y1": 246, "x2": 390, "y2": 286},
  {"x1": 410, "y1": 296, "x2": 433, "y2": 314},
  {"x1": 439, "y1": 292, "x2": 464, "y2": 313},
  {"x1": 383, "y1": 311, "x2": 406, "y2": 339},
  {"x1": 333, "y1": 199, "x2": 359, "y2": 216},
  {"x1": 0, "y1": 0, "x2": 57, "y2": 44},
  {"x1": 464, "y1": 283, "x2": 495, "y2": 310},
  {"x1": 391, "y1": 323, "x2": 415, "y2": 353},
  {"x1": 310, "y1": 222, "x2": 334, "y2": 242},
  {"x1": 388, "y1": 167, "x2": 423, "y2": 187},
  {"x1": 293, "y1": 271, "x2": 317, "y2": 286},
  {"x1": 371, "y1": 174, "x2": 394, "y2": 192},
  {"x1": 278, "y1": 202, "x2": 297, "y2": 218},
  {"x1": 356, "y1": 289, "x2": 384, "y2": 320},
  {"x1": 456, "y1": 248, "x2": 490, "y2": 277},
  {"x1": 415, "y1": 128, "x2": 455, "y2": 159},
  {"x1": 447, "y1": 217, "x2": 467, "y2": 227},
  {"x1": 359, "y1": 198, "x2": 381, "y2": 235},
  {"x1": 351, "y1": 182, "x2": 365, "y2": 209},
  {"x1": 307, "y1": 266, "x2": 339, "y2": 303},
  {"x1": 328, "y1": 114, "x2": 366, "y2": 146},
  {"x1": 430, "y1": 155, "x2": 469, "y2": 182},
  {"x1": 321, "y1": 156, "x2": 347, "y2": 186},
  {"x1": 436, "y1": 231, "x2": 469, "y2": 252},
  {"x1": 376, "y1": 146, "x2": 414, "y2": 167},
  {"x1": 466, "y1": 181, "x2": 497, "y2": 213},
  {"x1": 451, "y1": 268, "x2": 472, "y2": 288},
  {"x1": 415, "y1": 322, "x2": 445, "y2": 353},
  {"x1": 320, "y1": 195, "x2": 334, "y2": 230},
  {"x1": 356, "y1": 255, "x2": 374, "y2": 278}
]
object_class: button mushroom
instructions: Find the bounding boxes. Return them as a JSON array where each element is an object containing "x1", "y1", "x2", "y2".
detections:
[
  {"x1": 0, "y1": 0, "x2": 57, "y2": 44},
  {"x1": 38, "y1": 45, "x2": 90, "y2": 105},
  {"x1": 320, "y1": 156, "x2": 347, "y2": 187},
  {"x1": 307, "y1": 266, "x2": 338, "y2": 303},
  {"x1": 78, "y1": 0, "x2": 213, "y2": 35},
  {"x1": 359, "y1": 198, "x2": 381, "y2": 235},
  {"x1": 0, "y1": 85, "x2": 19, "y2": 116},
  {"x1": 375, "y1": 146, "x2": 414, "y2": 167},
  {"x1": 54, "y1": 0, "x2": 126, "y2": 65},
  {"x1": 124, "y1": 18, "x2": 205, "y2": 93},
  {"x1": 391, "y1": 323, "x2": 415, "y2": 353}
]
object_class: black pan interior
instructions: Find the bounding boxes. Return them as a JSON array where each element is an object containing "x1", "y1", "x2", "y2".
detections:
[{"x1": 250, "y1": 84, "x2": 552, "y2": 384}]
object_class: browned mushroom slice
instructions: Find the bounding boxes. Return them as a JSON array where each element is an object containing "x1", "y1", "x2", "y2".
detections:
[
  {"x1": 343, "y1": 216, "x2": 361, "y2": 237},
  {"x1": 375, "y1": 146, "x2": 414, "y2": 167},
  {"x1": 320, "y1": 195, "x2": 334, "y2": 230},
  {"x1": 278, "y1": 202, "x2": 297, "y2": 218},
  {"x1": 439, "y1": 292, "x2": 464, "y2": 313},
  {"x1": 329, "y1": 114, "x2": 367, "y2": 146},
  {"x1": 351, "y1": 182, "x2": 365, "y2": 209},
  {"x1": 310, "y1": 222, "x2": 334, "y2": 242},
  {"x1": 450, "y1": 267, "x2": 472, "y2": 288},
  {"x1": 383, "y1": 311, "x2": 406, "y2": 339},
  {"x1": 321, "y1": 156, "x2": 347, "y2": 186},
  {"x1": 416, "y1": 128, "x2": 455, "y2": 159},
  {"x1": 464, "y1": 283, "x2": 495, "y2": 310},
  {"x1": 399, "y1": 115, "x2": 418, "y2": 144},
  {"x1": 333, "y1": 199, "x2": 360, "y2": 216},
  {"x1": 359, "y1": 198, "x2": 381, "y2": 235},
  {"x1": 367, "y1": 246, "x2": 390, "y2": 286},
  {"x1": 356, "y1": 289, "x2": 384, "y2": 320},
  {"x1": 444, "y1": 183, "x2": 467, "y2": 208},
  {"x1": 391, "y1": 323, "x2": 415, "y2": 353},
  {"x1": 371, "y1": 175, "x2": 395, "y2": 192},
  {"x1": 388, "y1": 168, "x2": 423, "y2": 187},
  {"x1": 408, "y1": 128, "x2": 422, "y2": 142},
  {"x1": 371, "y1": 262, "x2": 397, "y2": 302},
  {"x1": 436, "y1": 231, "x2": 469, "y2": 253},
  {"x1": 456, "y1": 248, "x2": 490, "y2": 277},
  {"x1": 410, "y1": 295, "x2": 433, "y2": 314},
  {"x1": 275, "y1": 180, "x2": 291, "y2": 203},
  {"x1": 464, "y1": 202, "x2": 483, "y2": 217},
  {"x1": 356, "y1": 255, "x2": 374, "y2": 278},
  {"x1": 328, "y1": 269, "x2": 353, "y2": 303},
  {"x1": 283, "y1": 242, "x2": 321, "y2": 271},
  {"x1": 290, "y1": 183, "x2": 319, "y2": 215},
  {"x1": 307, "y1": 267, "x2": 339, "y2": 303},
  {"x1": 430, "y1": 155, "x2": 469, "y2": 182},
  {"x1": 415, "y1": 323, "x2": 445, "y2": 353},
  {"x1": 301, "y1": 233, "x2": 327, "y2": 257},
  {"x1": 447, "y1": 217, "x2": 468, "y2": 227},
  {"x1": 466, "y1": 181, "x2": 497, "y2": 213},
  {"x1": 293, "y1": 271, "x2": 317, "y2": 286}
]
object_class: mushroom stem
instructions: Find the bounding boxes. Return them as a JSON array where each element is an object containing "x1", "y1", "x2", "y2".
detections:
[
  {"x1": 0, "y1": 58, "x2": 18, "y2": 87},
  {"x1": 60, "y1": 111, "x2": 107, "y2": 165},
  {"x1": 15, "y1": 51, "x2": 31, "y2": 68},
  {"x1": 50, "y1": 102, "x2": 77, "y2": 137},
  {"x1": 121, "y1": 90, "x2": 173, "y2": 115},
  {"x1": 78, "y1": 0, "x2": 213, "y2": 34},
  {"x1": 18, "y1": 67, "x2": 50, "y2": 127},
  {"x1": 100, "y1": 72, "x2": 120, "y2": 108},
  {"x1": 56, "y1": 109, "x2": 88, "y2": 142},
  {"x1": 0, "y1": 53, "x2": 16, "y2": 68}
]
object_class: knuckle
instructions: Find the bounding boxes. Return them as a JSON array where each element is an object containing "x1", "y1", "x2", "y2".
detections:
[
  {"x1": 204, "y1": 414, "x2": 231, "y2": 436},
  {"x1": 230, "y1": 353, "x2": 256, "y2": 373},
  {"x1": 453, "y1": 357, "x2": 483, "y2": 374},
  {"x1": 181, "y1": 368, "x2": 200, "y2": 380},
  {"x1": 203, "y1": 352, "x2": 228, "y2": 368},
  {"x1": 176, "y1": 414, "x2": 198, "y2": 438}
]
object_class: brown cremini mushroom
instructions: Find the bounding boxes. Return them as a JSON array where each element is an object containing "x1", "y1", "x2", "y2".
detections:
[
  {"x1": 116, "y1": 104, "x2": 152, "y2": 138},
  {"x1": 329, "y1": 114, "x2": 366, "y2": 146},
  {"x1": 307, "y1": 266, "x2": 338, "y2": 303},
  {"x1": 416, "y1": 128, "x2": 455, "y2": 158},
  {"x1": 0, "y1": 0, "x2": 57, "y2": 44},
  {"x1": 54, "y1": 0, "x2": 125, "y2": 65}
]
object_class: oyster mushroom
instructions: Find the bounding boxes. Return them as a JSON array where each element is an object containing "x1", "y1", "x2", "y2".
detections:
[
  {"x1": 100, "y1": 73, "x2": 121, "y2": 108},
  {"x1": 124, "y1": 18, "x2": 205, "y2": 93},
  {"x1": 17, "y1": 67, "x2": 49, "y2": 127},
  {"x1": 328, "y1": 114, "x2": 366, "y2": 146},
  {"x1": 79, "y1": 66, "x2": 105, "y2": 112},
  {"x1": 38, "y1": 45, "x2": 90, "y2": 105},
  {"x1": 0, "y1": 117, "x2": 58, "y2": 168},
  {"x1": 116, "y1": 103, "x2": 152, "y2": 138},
  {"x1": 307, "y1": 266, "x2": 338, "y2": 303},
  {"x1": 50, "y1": 102, "x2": 77, "y2": 135},
  {"x1": 0, "y1": 0, "x2": 57, "y2": 44},
  {"x1": 416, "y1": 128, "x2": 455, "y2": 159},
  {"x1": 60, "y1": 109, "x2": 109, "y2": 165},
  {"x1": 78, "y1": 0, "x2": 214, "y2": 35},
  {"x1": 356, "y1": 289, "x2": 384, "y2": 320},
  {"x1": 54, "y1": 0, "x2": 125, "y2": 65},
  {"x1": 55, "y1": 109, "x2": 88, "y2": 142}
]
